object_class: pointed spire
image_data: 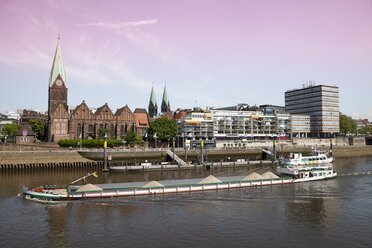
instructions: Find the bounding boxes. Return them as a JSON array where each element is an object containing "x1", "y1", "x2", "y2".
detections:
[
  {"x1": 49, "y1": 35, "x2": 67, "y2": 88},
  {"x1": 148, "y1": 83, "x2": 158, "y2": 118},
  {"x1": 161, "y1": 82, "x2": 170, "y2": 112},
  {"x1": 149, "y1": 83, "x2": 157, "y2": 106}
]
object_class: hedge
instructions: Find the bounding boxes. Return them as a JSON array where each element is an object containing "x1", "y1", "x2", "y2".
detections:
[{"x1": 58, "y1": 139, "x2": 124, "y2": 148}]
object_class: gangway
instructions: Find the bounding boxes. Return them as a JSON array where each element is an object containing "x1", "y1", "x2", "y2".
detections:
[{"x1": 167, "y1": 149, "x2": 188, "y2": 167}]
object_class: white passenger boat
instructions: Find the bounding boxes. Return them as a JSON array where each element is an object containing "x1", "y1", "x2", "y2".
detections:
[
  {"x1": 280, "y1": 150, "x2": 334, "y2": 166},
  {"x1": 276, "y1": 162, "x2": 337, "y2": 182}
]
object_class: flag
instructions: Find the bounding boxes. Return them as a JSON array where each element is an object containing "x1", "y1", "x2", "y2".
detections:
[
  {"x1": 153, "y1": 133, "x2": 157, "y2": 138},
  {"x1": 104, "y1": 133, "x2": 107, "y2": 139},
  {"x1": 79, "y1": 134, "x2": 82, "y2": 139},
  {"x1": 93, "y1": 171, "x2": 99, "y2": 178},
  {"x1": 145, "y1": 132, "x2": 148, "y2": 138},
  {"x1": 84, "y1": 177, "x2": 87, "y2": 183}
]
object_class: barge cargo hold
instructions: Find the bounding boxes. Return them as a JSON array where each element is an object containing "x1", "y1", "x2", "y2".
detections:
[{"x1": 22, "y1": 175, "x2": 293, "y2": 201}]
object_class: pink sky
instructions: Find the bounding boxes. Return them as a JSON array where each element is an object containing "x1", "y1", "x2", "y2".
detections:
[{"x1": 0, "y1": 0, "x2": 372, "y2": 119}]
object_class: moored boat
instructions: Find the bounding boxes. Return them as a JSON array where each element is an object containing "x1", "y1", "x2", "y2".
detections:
[
  {"x1": 276, "y1": 162, "x2": 337, "y2": 182},
  {"x1": 280, "y1": 150, "x2": 334, "y2": 166}
]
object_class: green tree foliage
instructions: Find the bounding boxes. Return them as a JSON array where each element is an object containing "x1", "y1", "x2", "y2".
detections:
[
  {"x1": 1, "y1": 123, "x2": 21, "y2": 138},
  {"x1": 58, "y1": 139, "x2": 123, "y2": 148},
  {"x1": 98, "y1": 128, "x2": 112, "y2": 138},
  {"x1": 135, "y1": 135, "x2": 145, "y2": 147},
  {"x1": 339, "y1": 113, "x2": 357, "y2": 134},
  {"x1": 148, "y1": 117, "x2": 177, "y2": 141},
  {"x1": 359, "y1": 126, "x2": 372, "y2": 134},
  {"x1": 27, "y1": 119, "x2": 46, "y2": 140},
  {"x1": 124, "y1": 131, "x2": 137, "y2": 147}
]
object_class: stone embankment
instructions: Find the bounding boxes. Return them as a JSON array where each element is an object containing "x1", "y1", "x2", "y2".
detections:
[
  {"x1": 1, "y1": 145, "x2": 372, "y2": 170},
  {"x1": 0, "y1": 150, "x2": 99, "y2": 170}
]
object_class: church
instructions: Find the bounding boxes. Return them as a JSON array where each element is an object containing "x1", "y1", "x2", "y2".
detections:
[{"x1": 47, "y1": 37, "x2": 136, "y2": 142}]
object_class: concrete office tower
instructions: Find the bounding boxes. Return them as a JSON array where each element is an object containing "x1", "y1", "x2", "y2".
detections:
[{"x1": 285, "y1": 84, "x2": 339, "y2": 138}]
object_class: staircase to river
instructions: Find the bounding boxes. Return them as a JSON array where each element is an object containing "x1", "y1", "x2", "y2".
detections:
[{"x1": 166, "y1": 149, "x2": 188, "y2": 167}]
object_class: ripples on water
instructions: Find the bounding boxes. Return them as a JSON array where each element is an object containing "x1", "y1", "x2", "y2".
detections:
[{"x1": 0, "y1": 157, "x2": 372, "y2": 247}]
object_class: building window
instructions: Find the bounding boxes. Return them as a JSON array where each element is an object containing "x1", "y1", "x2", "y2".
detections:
[
  {"x1": 62, "y1": 123, "x2": 65, "y2": 130},
  {"x1": 62, "y1": 130, "x2": 65, "y2": 135},
  {"x1": 77, "y1": 123, "x2": 81, "y2": 137},
  {"x1": 88, "y1": 125, "x2": 93, "y2": 133},
  {"x1": 110, "y1": 124, "x2": 114, "y2": 136},
  {"x1": 56, "y1": 123, "x2": 60, "y2": 129}
]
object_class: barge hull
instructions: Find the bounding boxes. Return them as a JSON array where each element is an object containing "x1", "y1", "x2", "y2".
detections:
[{"x1": 23, "y1": 178, "x2": 293, "y2": 201}]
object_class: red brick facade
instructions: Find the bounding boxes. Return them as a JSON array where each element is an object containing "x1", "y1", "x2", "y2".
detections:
[{"x1": 48, "y1": 101, "x2": 136, "y2": 142}]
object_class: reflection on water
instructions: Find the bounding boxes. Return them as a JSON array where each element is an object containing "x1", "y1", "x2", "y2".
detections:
[
  {"x1": 0, "y1": 157, "x2": 372, "y2": 247},
  {"x1": 46, "y1": 205, "x2": 69, "y2": 248}
]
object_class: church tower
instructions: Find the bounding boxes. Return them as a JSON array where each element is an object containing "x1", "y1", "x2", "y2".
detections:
[
  {"x1": 148, "y1": 84, "x2": 158, "y2": 118},
  {"x1": 161, "y1": 83, "x2": 170, "y2": 113},
  {"x1": 48, "y1": 36, "x2": 68, "y2": 117}
]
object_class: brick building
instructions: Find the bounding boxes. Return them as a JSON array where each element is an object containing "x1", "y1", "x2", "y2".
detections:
[
  {"x1": 15, "y1": 123, "x2": 36, "y2": 144},
  {"x1": 47, "y1": 37, "x2": 136, "y2": 142},
  {"x1": 134, "y1": 108, "x2": 150, "y2": 137}
]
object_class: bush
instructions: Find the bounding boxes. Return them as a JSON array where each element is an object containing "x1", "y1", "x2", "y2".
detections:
[{"x1": 58, "y1": 139, "x2": 124, "y2": 148}]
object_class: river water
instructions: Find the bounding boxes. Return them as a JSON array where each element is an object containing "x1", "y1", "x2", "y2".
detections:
[{"x1": 1, "y1": 156, "x2": 372, "y2": 247}]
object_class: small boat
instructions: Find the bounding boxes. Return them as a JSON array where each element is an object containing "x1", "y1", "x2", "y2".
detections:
[
  {"x1": 276, "y1": 163, "x2": 337, "y2": 182},
  {"x1": 280, "y1": 150, "x2": 334, "y2": 166}
]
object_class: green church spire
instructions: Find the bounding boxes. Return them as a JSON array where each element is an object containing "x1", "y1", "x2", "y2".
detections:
[
  {"x1": 49, "y1": 35, "x2": 67, "y2": 88},
  {"x1": 149, "y1": 83, "x2": 157, "y2": 106},
  {"x1": 148, "y1": 83, "x2": 158, "y2": 118},
  {"x1": 161, "y1": 83, "x2": 170, "y2": 112}
]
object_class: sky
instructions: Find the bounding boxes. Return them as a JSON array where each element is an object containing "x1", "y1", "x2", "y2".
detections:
[{"x1": 0, "y1": 0, "x2": 371, "y2": 119}]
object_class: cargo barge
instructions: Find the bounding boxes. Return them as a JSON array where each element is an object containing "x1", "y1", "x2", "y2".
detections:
[{"x1": 22, "y1": 173, "x2": 292, "y2": 201}]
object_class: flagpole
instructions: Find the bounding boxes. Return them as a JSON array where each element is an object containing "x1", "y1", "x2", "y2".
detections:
[{"x1": 103, "y1": 133, "x2": 109, "y2": 172}]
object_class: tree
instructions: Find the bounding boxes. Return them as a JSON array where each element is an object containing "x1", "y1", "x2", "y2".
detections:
[
  {"x1": 339, "y1": 113, "x2": 357, "y2": 134},
  {"x1": 124, "y1": 131, "x2": 137, "y2": 147},
  {"x1": 135, "y1": 135, "x2": 145, "y2": 147},
  {"x1": 1, "y1": 123, "x2": 21, "y2": 138},
  {"x1": 148, "y1": 117, "x2": 177, "y2": 141},
  {"x1": 359, "y1": 126, "x2": 372, "y2": 134},
  {"x1": 27, "y1": 119, "x2": 46, "y2": 140},
  {"x1": 98, "y1": 128, "x2": 112, "y2": 138}
]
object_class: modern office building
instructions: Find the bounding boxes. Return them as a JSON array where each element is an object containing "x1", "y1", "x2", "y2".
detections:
[
  {"x1": 290, "y1": 114, "x2": 311, "y2": 138},
  {"x1": 285, "y1": 84, "x2": 339, "y2": 138},
  {"x1": 210, "y1": 109, "x2": 291, "y2": 141},
  {"x1": 176, "y1": 106, "x2": 293, "y2": 149},
  {"x1": 176, "y1": 109, "x2": 215, "y2": 149}
]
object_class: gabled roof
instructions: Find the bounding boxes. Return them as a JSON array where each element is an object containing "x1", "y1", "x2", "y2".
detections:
[
  {"x1": 149, "y1": 84, "x2": 157, "y2": 107},
  {"x1": 49, "y1": 38, "x2": 67, "y2": 88},
  {"x1": 115, "y1": 105, "x2": 136, "y2": 121},
  {"x1": 94, "y1": 103, "x2": 113, "y2": 116},
  {"x1": 16, "y1": 123, "x2": 36, "y2": 136},
  {"x1": 115, "y1": 105, "x2": 131, "y2": 116},
  {"x1": 134, "y1": 112, "x2": 150, "y2": 128},
  {"x1": 71, "y1": 100, "x2": 93, "y2": 119},
  {"x1": 134, "y1": 108, "x2": 148, "y2": 114}
]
